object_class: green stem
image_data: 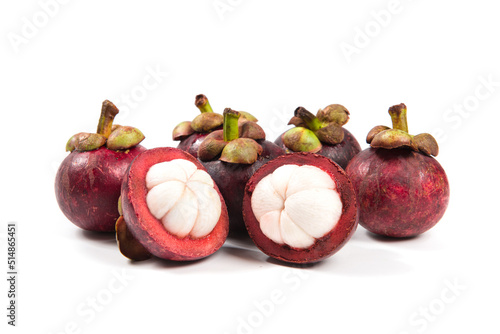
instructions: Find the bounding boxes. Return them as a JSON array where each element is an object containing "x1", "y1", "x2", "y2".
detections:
[
  {"x1": 96, "y1": 100, "x2": 119, "y2": 137},
  {"x1": 388, "y1": 103, "x2": 409, "y2": 133},
  {"x1": 294, "y1": 107, "x2": 322, "y2": 131},
  {"x1": 223, "y1": 108, "x2": 240, "y2": 142},
  {"x1": 195, "y1": 94, "x2": 214, "y2": 113}
]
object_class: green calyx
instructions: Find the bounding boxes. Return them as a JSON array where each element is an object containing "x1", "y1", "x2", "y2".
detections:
[
  {"x1": 172, "y1": 94, "x2": 224, "y2": 140},
  {"x1": 116, "y1": 216, "x2": 152, "y2": 261},
  {"x1": 106, "y1": 126, "x2": 145, "y2": 150},
  {"x1": 282, "y1": 104, "x2": 350, "y2": 153},
  {"x1": 172, "y1": 94, "x2": 260, "y2": 141},
  {"x1": 283, "y1": 127, "x2": 321, "y2": 153},
  {"x1": 197, "y1": 108, "x2": 265, "y2": 164},
  {"x1": 66, "y1": 132, "x2": 107, "y2": 152},
  {"x1": 66, "y1": 100, "x2": 145, "y2": 152},
  {"x1": 172, "y1": 121, "x2": 195, "y2": 140},
  {"x1": 367, "y1": 103, "x2": 439, "y2": 157}
]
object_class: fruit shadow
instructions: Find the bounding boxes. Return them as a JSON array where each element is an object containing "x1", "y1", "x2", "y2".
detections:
[
  {"x1": 140, "y1": 256, "x2": 208, "y2": 270},
  {"x1": 79, "y1": 230, "x2": 117, "y2": 244},
  {"x1": 219, "y1": 242, "x2": 270, "y2": 266},
  {"x1": 265, "y1": 257, "x2": 319, "y2": 269},
  {"x1": 136, "y1": 246, "x2": 266, "y2": 272},
  {"x1": 320, "y1": 229, "x2": 415, "y2": 276},
  {"x1": 226, "y1": 236, "x2": 330, "y2": 270},
  {"x1": 365, "y1": 229, "x2": 445, "y2": 251},
  {"x1": 76, "y1": 230, "x2": 133, "y2": 265}
]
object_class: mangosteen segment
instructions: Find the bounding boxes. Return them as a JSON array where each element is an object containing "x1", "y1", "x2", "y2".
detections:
[
  {"x1": 144, "y1": 159, "x2": 221, "y2": 239},
  {"x1": 250, "y1": 165, "x2": 342, "y2": 249}
]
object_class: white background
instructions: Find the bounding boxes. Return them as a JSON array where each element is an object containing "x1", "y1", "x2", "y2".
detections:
[{"x1": 1, "y1": 0, "x2": 499, "y2": 333}]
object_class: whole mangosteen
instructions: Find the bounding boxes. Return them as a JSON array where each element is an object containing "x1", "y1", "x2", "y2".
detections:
[
  {"x1": 345, "y1": 103, "x2": 450, "y2": 238},
  {"x1": 55, "y1": 100, "x2": 146, "y2": 232}
]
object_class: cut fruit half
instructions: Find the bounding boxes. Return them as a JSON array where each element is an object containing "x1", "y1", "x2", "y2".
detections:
[
  {"x1": 243, "y1": 153, "x2": 358, "y2": 264},
  {"x1": 120, "y1": 147, "x2": 229, "y2": 261}
]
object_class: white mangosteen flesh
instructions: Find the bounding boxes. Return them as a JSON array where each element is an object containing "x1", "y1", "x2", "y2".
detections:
[
  {"x1": 145, "y1": 159, "x2": 221, "y2": 239},
  {"x1": 251, "y1": 165, "x2": 342, "y2": 249}
]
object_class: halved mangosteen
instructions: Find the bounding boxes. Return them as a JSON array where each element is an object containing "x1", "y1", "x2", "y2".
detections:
[
  {"x1": 243, "y1": 153, "x2": 358, "y2": 264},
  {"x1": 120, "y1": 147, "x2": 229, "y2": 261}
]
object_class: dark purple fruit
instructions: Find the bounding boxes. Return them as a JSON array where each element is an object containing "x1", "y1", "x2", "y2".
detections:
[
  {"x1": 55, "y1": 100, "x2": 146, "y2": 232},
  {"x1": 345, "y1": 103, "x2": 450, "y2": 238}
]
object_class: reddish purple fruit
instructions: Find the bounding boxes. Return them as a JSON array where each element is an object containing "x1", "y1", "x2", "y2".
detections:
[
  {"x1": 198, "y1": 108, "x2": 285, "y2": 237},
  {"x1": 120, "y1": 147, "x2": 229, "y2": 261},
  {"x1": 274, "y1": 105, "x2": 361, "y2": 169},
  {"x1": 243, "y1": 153, "x2": 358, "y2": 264},
  {"x1": 345, "y1": 103, "x2": 450, "y2": 238},
  {"x1": 55, "y1": 100, "x2": 146, "y2": 232}
]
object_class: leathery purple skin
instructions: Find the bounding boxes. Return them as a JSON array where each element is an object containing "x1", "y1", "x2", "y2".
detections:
[
  {"x1": 275, "y1": 128, "x2": 361, "y2": 170},
  {"x1": 55, "y1": 146, "x2": 146, "y2": 232},
  {"x1": 345, "y1": 148, "x2": 450, "y2": 238}
]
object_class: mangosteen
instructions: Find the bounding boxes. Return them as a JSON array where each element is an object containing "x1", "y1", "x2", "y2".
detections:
[
  {"x1": 198, "y1": 108, "x2": 285, "y2": 237},
  {"x1": 55, "y1": 100, "x2": 146, "y2": 232},
  {"x1": 242, "y1": 153, "x2": 358, "y2": 264},
  {"x1": 274, "y1": 105, "x2": 361, "y2": 169},
  {"x1": 345, "y1": 103, "x2": 450, "y2": 238},
  {"x1": 119, "y1": 147, "x2": 229, "y2": 261},
  {"x1": 173, "y1": 94, "x2": 258, "y2": 158}
]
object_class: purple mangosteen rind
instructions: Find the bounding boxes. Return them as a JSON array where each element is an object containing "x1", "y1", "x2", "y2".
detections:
[
  {"x1": 345, "y1": 103, "x2": 450, "y2": 238},
  {"x1": 55, "y1": 100, "x2": 147, "y2": 232},
  {"x1": 55, "y1": 145, "x2": 146, "y2": 232},
  {"x1": 243, "y1": 152, "x2": 359, "y2": 264},
  {"x1": 346, "y1": 148, "x2": 449, "y2": 238},
  {"x1": 120, "y1": 147, "x2": 229, "y2": 261}
]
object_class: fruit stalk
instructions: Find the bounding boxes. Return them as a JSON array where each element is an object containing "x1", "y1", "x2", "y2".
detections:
[
  {"x1": 96, "y1": 100, "x2": 119, "y2": 138},
  {"x1": 223, "y1": 108, "x2": 241, "y2": 142},
  {"x1": 295, "y1": 107, "x2": 322, "y2": 131},
  {"x1": 195, "y1": 94, "x2": 214, "y2": 113},
  {"x1": 388, "y1": 103, "x2": 409, "y2": 133}
]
